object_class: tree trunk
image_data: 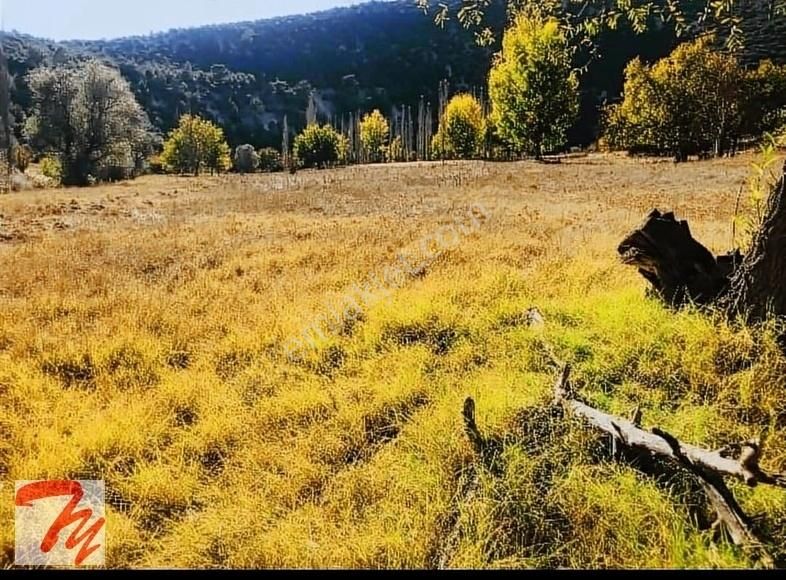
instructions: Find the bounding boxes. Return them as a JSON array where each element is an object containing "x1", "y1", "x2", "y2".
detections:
[
  {"x1": 619, "y1": 162, "x2": 786, "y2": 324},
  {"x1": 723, "y1": 163, "x2": 786, "y2": 322}
]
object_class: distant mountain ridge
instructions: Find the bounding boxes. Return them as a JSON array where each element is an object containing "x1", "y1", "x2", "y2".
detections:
[{"x1": 2, "y1": 1, "x2": 784, "y2": 150}]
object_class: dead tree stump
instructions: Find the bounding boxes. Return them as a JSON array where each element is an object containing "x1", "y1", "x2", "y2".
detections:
[
  {"x1": 619, "y1": 162, "x2": 786, "y2": 323},
  {"x1": 617, "y1": 209, "x2": 739, "y2": 307}
]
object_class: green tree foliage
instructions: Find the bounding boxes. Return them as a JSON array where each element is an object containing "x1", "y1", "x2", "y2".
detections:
[
  {"x1": 293, "y1": 124, "x2": 344, "y2": 169},
  {"x1": 432, "y1": 93, "x2": 485, "y2": 160},
  {"x1": 25, "y1": 60, "x2": 155, "y2": 186},
  {"x1": 418, "y1": 0, "x2": 786, "y2": 52},
  {"x1": 744, "y1": 59, "x2": 786, "y2": 138},
  {"x1": 604, "y1": 37, "x2": 786, "y2": 160},
  {"x1": 40, "y1": 155, "x2": 62, "y2": 183},
  {"x1": 489, "y1": 11, "x2": 579, "y2": 158},
  {"x1": 233, "y1": 144, "x2": 259, "y2": 173},
  {"x1": 258, "y1": 147, "x2": 283, "y2": 172},
  {"x1": 161, "y1": 114, "x2": 232, "y2": 175},
  {"x1": 360, "y1": 109, "x2": 390, "y2": 163}
]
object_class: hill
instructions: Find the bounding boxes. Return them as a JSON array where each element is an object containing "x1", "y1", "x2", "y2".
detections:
[{"x1": 2, "y1": 1, "x2": 784, "y2": 150}]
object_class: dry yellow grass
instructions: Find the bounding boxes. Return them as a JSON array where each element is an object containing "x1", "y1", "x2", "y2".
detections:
[{"x1": 1, "y1": 153, "x2": 786, "y2": 569}]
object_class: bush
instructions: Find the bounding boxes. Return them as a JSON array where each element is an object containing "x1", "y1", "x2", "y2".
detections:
[
  {"x1": 258, "y1": 147, "x2": 283, "y2": 172},
  {"x1": 40, "y1": 156, "x2": 62, "y2": 183},
  {"x1": 488, "y1": 11, "x2": 579, "y2": 158},
  {"x1": 432, "y1": 93, "x2": 485, "y2": 160},
  {"x1": 10, "y1": 174, "x2": 31, "y2": 192},
  {"x1": 161, "y1": 114, "x2": 232, "y2": 175},
  {"x1": 233, "y1": 144, "x2": 259, "y2": 173},
  {"x1": 293, "y1": 124, "x2": 344, "y2": 169},
  {"x1": 98, "y1": 165, "x2": 133, "y2": 183},
  {"x1": 32, "y1": 174, "x2": 56, "y2": 189}
]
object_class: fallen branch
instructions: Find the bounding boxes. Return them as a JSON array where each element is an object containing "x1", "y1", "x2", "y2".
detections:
[
  {"x1": 433, "y1": 398, "x2": 486, "y2": 569},
  {"x1": 461, "y1": 306, "x2": 785, "y2": 565},
  {"x1": 653, "y1": 427, "x2": 773, "y2": 567},
  {"x1": 552, "y1": 364, "x2": 783, "y2": 566},
  {"x1": 553, "y1": 365, "x2": 786, "y2": 489}
]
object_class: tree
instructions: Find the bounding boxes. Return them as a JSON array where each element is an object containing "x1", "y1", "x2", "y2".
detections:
[
  {"x1": 743, "y1": 60, "x2": 786, "y2": 139},
  {"x1": 489, "y1": 11, "x2": 579, "y2": 159},
  {"x1": 25, "y1": 60, "x2": 155, "y2": 186},
  {"x1": 604, "y1": 38, "x2": 786, "y2": 160},
  {"x1": 360, "y1": 109, "x2": 390, "y2": 163},
  {"x1": 160, "y1": 114, "x2": 231, "y2": 176},
  {"x1": 432, "y1": 93, "x2": 485, "y2": 160},
  {"x1": 233, "y1": 144, "x2": 259, "y2": 173},
  {"x1": 293, "y1": 124, "x2": 344, "y2": 169}
]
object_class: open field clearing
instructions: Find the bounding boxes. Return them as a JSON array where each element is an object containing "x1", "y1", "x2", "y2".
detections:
[{"x1": 2, "y1": 153, "x2": 786, "y2": 568}]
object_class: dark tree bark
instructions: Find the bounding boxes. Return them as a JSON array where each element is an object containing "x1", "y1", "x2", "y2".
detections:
[
  {"x1": 617, "y1": 209, "x2": 740, "y2": 307},
  {"x1": 619, "y1": 162, "x2": 786, "y2": 324},
  {"x1": 723, "y1": 165, "x2": 786, "y2": 322}
]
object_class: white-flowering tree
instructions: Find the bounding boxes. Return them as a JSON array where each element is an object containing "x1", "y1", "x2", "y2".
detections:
[{"x1": 26, "y1": 60, "x2": 155, "y2": 186}]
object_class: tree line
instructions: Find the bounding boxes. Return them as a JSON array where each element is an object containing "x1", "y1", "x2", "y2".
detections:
[{"x1": 6, "y1": 8, "x2": 786, "y2": 186}]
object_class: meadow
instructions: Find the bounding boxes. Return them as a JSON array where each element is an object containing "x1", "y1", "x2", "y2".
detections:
[{"x1": 2, "y1": 153, "x2": 786, "y2": 569}]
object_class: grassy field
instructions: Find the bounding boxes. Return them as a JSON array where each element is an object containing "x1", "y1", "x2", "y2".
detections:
[{"x1": 2, "y1": 153, "x2": 786, "y2": 569}]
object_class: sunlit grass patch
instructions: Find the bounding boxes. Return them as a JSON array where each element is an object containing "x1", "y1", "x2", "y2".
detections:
[{"x1": 1, "y1": 157, "x2": 784, "y2": 569}]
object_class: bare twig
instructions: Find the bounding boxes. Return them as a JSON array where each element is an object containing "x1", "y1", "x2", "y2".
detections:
[{"x1": 462, "y1": 397, "x2": 485, "y2": 456}]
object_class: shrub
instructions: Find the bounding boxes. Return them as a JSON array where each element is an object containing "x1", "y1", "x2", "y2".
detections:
[
  {"x1": 32, "y1": 174, "x2": 56, "y2": 189},
  {"x1": 432, "y1": 93, "x2": 485, "y2": 160},
  {"x1": 40, "y1": 156, "x2": 62, "y2": 183},
  {"x1": 360, "y1": 109, "x2": 390, "y2": 163},
  {"x1": 161, "y1": 114, "x2": 231, "y2": 175},
  {"x1": 233, "y1": 144, "x2": 259, "y2": 174},
  {"x1": 258, "y1": 147, "x2": 283, "y2": 172},
  {"x1": 293, "y1": 124, "x2": 344, "y2": 169},
  {"x1": 10, "y1": 174, "x2": 31, "y2": 192},
  {"x1": 488, "y1": 11, "x2": 579, "y2": 158}
]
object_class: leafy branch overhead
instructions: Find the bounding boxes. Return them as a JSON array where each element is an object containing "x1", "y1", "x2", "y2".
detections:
[{"x1": 416, "y1": 0, "x2": 786, "y2": 50}]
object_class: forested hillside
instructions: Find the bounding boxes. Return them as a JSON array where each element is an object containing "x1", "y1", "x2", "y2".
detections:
[{"x1": 2, "y1": 0, "x2": 783, "y2": 149}]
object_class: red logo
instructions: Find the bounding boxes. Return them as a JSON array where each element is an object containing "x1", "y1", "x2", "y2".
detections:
[{"x1": 15, "y1": 480, "x2": 106, "y2": 567}]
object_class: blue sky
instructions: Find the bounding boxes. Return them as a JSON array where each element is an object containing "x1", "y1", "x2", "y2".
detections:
[{"x1": 3, "y1": 0, "x2": 378, "y2": 40}]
